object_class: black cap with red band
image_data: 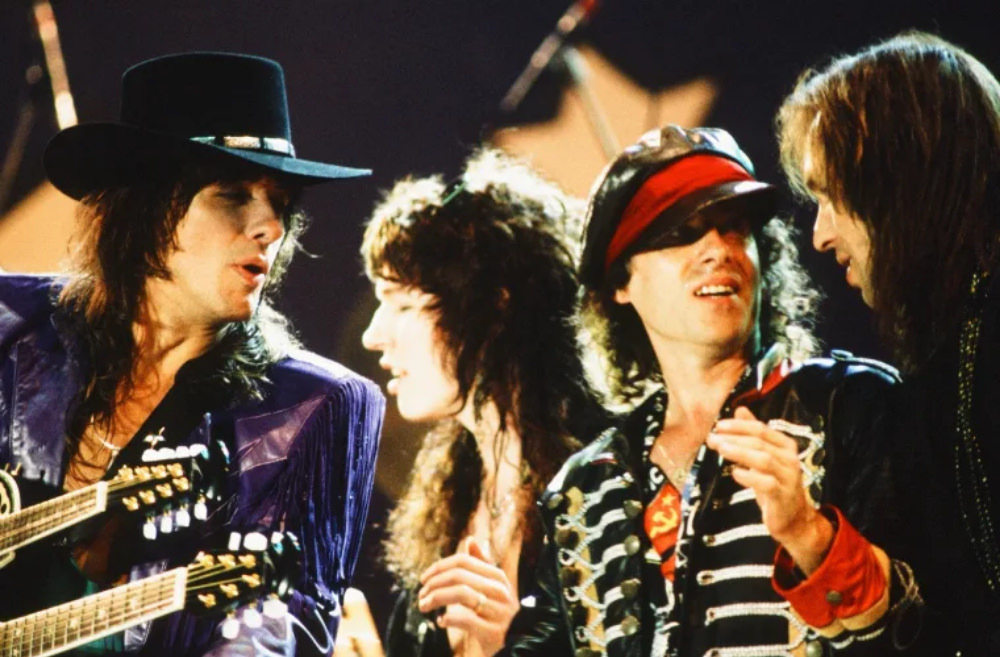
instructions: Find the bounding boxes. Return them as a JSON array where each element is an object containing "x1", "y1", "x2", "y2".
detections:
[{"x1": 580, "y1": 125, "x2": 778, "y2": 290}]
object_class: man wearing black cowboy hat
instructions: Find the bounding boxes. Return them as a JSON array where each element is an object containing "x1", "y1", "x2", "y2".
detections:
[
  {"x1": 510, "y1": 126, "x2": 922, "y2": 656},
  {"x1": 0, "y1": 52, "x2": 384, "y2": 655}
]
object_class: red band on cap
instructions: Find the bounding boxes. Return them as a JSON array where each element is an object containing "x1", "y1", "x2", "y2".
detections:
[{"x1": 603, "y1": 154, "x2": 754, "y2": 273}]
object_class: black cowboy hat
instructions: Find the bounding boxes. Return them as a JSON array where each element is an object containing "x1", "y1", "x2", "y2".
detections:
[
  {"x1": 579, "y1": 125, "x2": 778, "y2": 290},
  {"x1": 44, "y1": 52, "x2": 370, "y2": 200}
]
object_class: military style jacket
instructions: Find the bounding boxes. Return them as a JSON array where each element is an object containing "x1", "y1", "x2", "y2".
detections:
[{"x1": 512, "y1": 349, "x2": 922, "y2": 657}]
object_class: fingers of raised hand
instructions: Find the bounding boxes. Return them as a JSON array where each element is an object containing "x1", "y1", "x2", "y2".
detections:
[
  {"x1": 432, "y1": 582, "x2": 520, "y2": 653},
  {"x1": 418, "y1": 568, "x2": 513, "y2": 617},
  {"x1": 455, "y1": 585, "x2": 487, "y2": 617},
  {"x1": 729, "y1": 465, "x2": 781, "y2": 494},
  {"x1": 420, "y1": 551, "x2": 503, "y2": 586},
  {"x1": 709, "y1": 432, "x2": 798, "y2": 482},
  {"x1": 714, "y1": 416, "x2": 796, "y2": 451}
]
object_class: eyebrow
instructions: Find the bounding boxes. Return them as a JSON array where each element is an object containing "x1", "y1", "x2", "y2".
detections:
[
  {"x1": 263, "y1": 183, "x2": 295, "y2": 215},
  {"x1": 226, "y1": 178, "x2": 295, "y2": 210}
]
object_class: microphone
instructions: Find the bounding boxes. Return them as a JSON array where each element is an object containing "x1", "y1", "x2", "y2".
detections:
[{"x1": 499, "y1": 0, "x2": 601, "y2": 114}]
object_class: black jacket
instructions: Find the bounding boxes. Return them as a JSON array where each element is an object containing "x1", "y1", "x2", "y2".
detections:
[
  {"x1": 510, "y1": 350, "x2": 922, "y2": 657},
  {"x1": 890, "y1": 272, "x2": 1000, "y2": 655}
]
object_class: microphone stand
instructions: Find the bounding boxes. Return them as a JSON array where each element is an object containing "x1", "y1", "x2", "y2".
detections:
[
  {"x1": 0, "y1": 0, "x2": 76, "y2": 214},
  {"x1": 558, "y1": 45, "x2": 619, "y2": 160},
  {"x1": 0, "y1": 66, "x2": 41, "y2": 215},
  {"x1": 498, "y1": 0, "x2": 619, "y2": 161}
]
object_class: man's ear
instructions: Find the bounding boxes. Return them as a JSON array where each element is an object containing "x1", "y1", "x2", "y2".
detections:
[{"x1": 613, "y1": 286, "x2": 631, "y2": 305}]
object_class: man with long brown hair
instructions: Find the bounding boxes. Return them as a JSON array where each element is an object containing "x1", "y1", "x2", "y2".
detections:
[
  {"x1": 0, "y1": 52, "x2": 384, "y2": 655},
  {"x1": 778, "y1": 31, "x2": 1000, "y2": 654},
  {"x1": 514, "y1": 125, "x2": 921, "y2": 656}
]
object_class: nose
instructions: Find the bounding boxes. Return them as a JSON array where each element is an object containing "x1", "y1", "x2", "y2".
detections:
[
  {"x1": 248, "y1": 204, "x2": 285, "y2": 247},
  {"x1": 695, "y1": 227, "x2": 731, "y2": 263},
  {"x1": 361, "y1": 306, "x2": 387, "y2": 352},
  {"x1": 812, "y1": 203, "x2": 835, "y2": 253}
]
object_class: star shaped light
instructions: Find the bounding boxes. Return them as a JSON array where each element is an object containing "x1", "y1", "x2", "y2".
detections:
[{"x1": 493, "y1": 45, "x2": 718, "y2": 197}]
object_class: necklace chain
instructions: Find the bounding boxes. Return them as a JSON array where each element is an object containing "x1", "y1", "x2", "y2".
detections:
[
  {"x1": 485, "y1": 461, "x2": 529, "y2": 519},
  {"x1": 653, "y1": 440, "x2": 696, "y2": 488},
  {"x1": 87, "y1": 416, "x2": 127, "y2": 472},
  {"x1": 488, "y1": 487, "x2": 517, "y2": 519},
  {"x1": 95, "y1": 435, "x2": 122, "y2": 455}
]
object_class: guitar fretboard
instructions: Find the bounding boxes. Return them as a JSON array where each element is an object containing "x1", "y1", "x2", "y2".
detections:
[
  {"x1": 0, "y1": 567, "x2": 186, "y2": 657},
  {"x1": 0, "y1": 483, "x2": 106, "y2": 553}
]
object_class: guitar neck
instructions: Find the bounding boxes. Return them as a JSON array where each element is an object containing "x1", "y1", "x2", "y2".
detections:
[
  {"x1": 0, "y1": 483, "x2": 107, "y2": 554},
  {"x1": 0, "y1": 566, "x2": 186, "y2": 657}
]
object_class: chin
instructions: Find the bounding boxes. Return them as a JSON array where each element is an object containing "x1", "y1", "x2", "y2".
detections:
[
  {"x1": 226, "y1": 309, "x2": 254, "y2": 324},
  {"x1": 228, "y1": 298, "x2": 260, "y2": 322},
  {"x1": 396, "y1": 405, "x2": 440, "y2": 423},
  {"x1": 396, "y1": 395, "x2": 456, "y2": 424}
]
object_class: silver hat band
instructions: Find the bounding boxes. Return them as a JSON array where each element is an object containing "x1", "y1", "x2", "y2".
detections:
[{"x1": 190, "y1": 135, "x2": 296, "y2": 157}]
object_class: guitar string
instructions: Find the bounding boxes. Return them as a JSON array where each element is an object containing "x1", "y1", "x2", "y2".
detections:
[
  {"x1": 3, "y1": 572, "x2": 179, "y2": 652},
  {"x1": 0, "y1": 551, "x2": 258, "y2": 651},
  {"x1": 16, "y1": 580, "x2": 178, "y2": 653},
  {"x1": 0, "y1": 488, "x2": 98, "y2": 548},
  {"x1": 1, "y1": 560, "x2": 265, "y2": 654},
  {"x1": 0, "y1": 465, "x2": 189, "y2": 548}
]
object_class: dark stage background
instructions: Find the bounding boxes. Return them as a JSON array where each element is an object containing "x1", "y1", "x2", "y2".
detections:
[{"x1": 1, "y1": 0, "x2": 997, "y2": 638}]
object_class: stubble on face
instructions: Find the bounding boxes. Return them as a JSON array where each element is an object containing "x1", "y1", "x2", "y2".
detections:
[
  {"x1": 616, "y1": 222, "x2": 761, "y2": 365},
  {"x1": 146, "y1": 179, "x2": 287, "y2": 332},
  {"x1": 802, "y1": 144, "x2": 875, "y2": 306}
]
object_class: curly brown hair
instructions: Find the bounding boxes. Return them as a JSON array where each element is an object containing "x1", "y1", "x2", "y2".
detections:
[
  {"x1": 582, "y1": 212, "x2": 822, "y2": 402},
  {"x1": 361, "y1": 148, "x2": 608, "y2": 588},
  {"x1": 777, "y1": 31, "x2": 1000, "y2": 372},
  {"x1": 58, "y1": 156, "x2": 305, "y2": 459}
]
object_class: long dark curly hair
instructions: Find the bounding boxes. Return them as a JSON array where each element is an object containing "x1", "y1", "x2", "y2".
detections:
[
  {"x1": 58, "y1": 156, "x2": 305, "y2": 459},
  {"x1": 583, "y1": 211, "x2": 822, "y2": 402},
  {"x1": 361, "y1": 148, "x2": 608, "y2": 588},
  {"x1": 777, "y1": 31, "x2": 1000, "y2": 372}
]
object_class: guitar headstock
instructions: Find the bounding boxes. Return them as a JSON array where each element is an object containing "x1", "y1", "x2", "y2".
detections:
[
  {"x1": 184, "y1": 531, "x2": 301, "y2": 619},
  {"x1": 107, "y1": 440, "x2": 230, "y2": 536}
]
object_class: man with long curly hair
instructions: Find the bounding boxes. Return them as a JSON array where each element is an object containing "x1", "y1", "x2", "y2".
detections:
[
  {"x1": 360, "y1": 148, "x2": 609, "y2": 657},
  {"x1": 518, "y1": 125, "x2": 921, "y2": 656},
  {"x1": 0, "y1": 53, "x2": 384, "y2": 655},
  {"x1": 777, "y1": 31, "x2": 1000, "y2": 654}
]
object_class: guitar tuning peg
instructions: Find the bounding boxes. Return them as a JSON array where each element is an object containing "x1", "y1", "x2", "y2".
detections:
[
  {"x1": 243, "y1": 532, "x2": 268, "y2": 552},
  {"x1": 221, "y1": 614, "x2": 241, "y2": 640},
  {"x1": 262, "y1": 597, "x2": 288, "y2": 620},
  {"x1": 159, "y1": 514, "x2": 173, "y2": 534},
  {"x1": 143, "y1": 517, "x2": 157, "y2": 540},
  {"x1": 175, "y1": 505, "x2": 191, "y2": 528},
  {"x1": 241, "y1": 607, "x2": 263, "y2": 629},
  {"x1": 228, "y1": 532, "x2": 243, "y2": 552},
  {"x1": 194, "y1": 498, "x2": 208, "y2": 521}
]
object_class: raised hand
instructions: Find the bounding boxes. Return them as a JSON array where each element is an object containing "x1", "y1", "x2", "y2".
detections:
[
  {"x1": 707, "y1": 406, "x2": 834, "y2": 574},
  {"x1": 417, "y1": 537, "x2": 520, "y2": 656}
]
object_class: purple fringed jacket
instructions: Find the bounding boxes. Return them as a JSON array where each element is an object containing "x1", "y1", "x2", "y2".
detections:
[{"x1": 0, "y1": 274, "x2": 385, "y2": 656}]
